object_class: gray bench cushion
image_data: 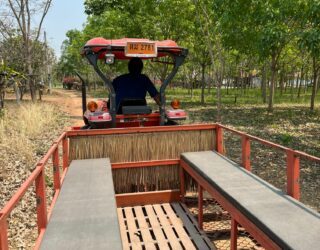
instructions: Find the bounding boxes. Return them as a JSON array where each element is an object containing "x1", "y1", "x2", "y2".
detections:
[
  {"x1": 40, "y1": 158, "x2": 122, "y2": 250},
  {"x1": 181, "y1": 151, "x2": 320, "y2": 250}
]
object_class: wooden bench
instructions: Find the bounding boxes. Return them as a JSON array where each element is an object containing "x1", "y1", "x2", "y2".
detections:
[
  {"x1": 40, "y1": 158, "x2": 122, "y2": 250},
  {"x1": 180, "y1": 151, "x2": 320, "y2": 250}
]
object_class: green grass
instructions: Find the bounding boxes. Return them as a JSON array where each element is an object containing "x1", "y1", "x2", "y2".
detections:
[
  {"x1": 87, "y1": 86, "x2": 320, "y2": 158},
  {"x1": 166, "y1": 87, "x2": 319, "y2": 105},
  {"x1": 88, "y1": 86, "x2": 320, "y2": 107}
]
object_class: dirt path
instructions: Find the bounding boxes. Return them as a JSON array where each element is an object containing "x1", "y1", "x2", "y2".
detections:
[{"x1": 43, "y1": 89, "x2": 85, "y2": 126}]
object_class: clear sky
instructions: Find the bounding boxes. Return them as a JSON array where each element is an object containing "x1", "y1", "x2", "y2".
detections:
[{"x1": 43, "y1": 0, "x2": 87, "y2": 58}]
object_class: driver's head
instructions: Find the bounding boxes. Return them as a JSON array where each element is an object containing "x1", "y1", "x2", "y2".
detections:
[{"x1": 128, "y1": 57, "x2": 143, "y2": 75}]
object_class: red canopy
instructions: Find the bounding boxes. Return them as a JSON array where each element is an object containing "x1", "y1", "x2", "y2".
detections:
[{"x1": 83, "y1": 37, "x2": 184, "y2": 60}]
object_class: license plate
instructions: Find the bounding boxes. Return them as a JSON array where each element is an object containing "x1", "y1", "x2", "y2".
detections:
[{"x1": 125, "y1": 42, "x2": 157, "y2": 57}]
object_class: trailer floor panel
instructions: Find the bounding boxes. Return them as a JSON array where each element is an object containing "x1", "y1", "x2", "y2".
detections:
[{"x1": 117, "y1": 202, "x2": 215, "y2": 250}]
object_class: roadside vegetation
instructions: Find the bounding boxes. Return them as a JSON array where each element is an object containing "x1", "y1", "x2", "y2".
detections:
[{"x1": 0, "y1": 100, "x2": 68, "y2": 249}]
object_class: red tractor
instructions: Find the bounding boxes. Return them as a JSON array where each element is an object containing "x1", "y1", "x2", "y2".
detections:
[{"x1": 78, "y1": 37, "x2": 188, "y2": 129}]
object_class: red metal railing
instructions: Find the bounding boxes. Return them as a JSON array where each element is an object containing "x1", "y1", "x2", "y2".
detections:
[
  {"x1": 216, "y1": 123, "x2": 320, "y2": 200},
  {"x1": 182, "y1": 125, "x2": 320, "y2": 249},
  {"x1": 0, "y1": 132, "x2": 69, "y2": 250},
  {"x1": 1, "y1": 123, "x2": 319, "y2": 249}
]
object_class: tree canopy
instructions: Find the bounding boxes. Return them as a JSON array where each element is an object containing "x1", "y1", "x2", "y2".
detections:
[{"x1": 58, "y1": 0, "x2": 320, "y2": 111}]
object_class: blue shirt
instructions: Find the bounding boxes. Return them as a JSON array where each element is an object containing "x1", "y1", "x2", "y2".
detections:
[{"x1": 112, "y1": 73, "x2": 159, "y2": 111}]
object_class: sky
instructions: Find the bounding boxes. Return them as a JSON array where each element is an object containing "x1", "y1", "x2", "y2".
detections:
[{"x1": 43, "y1": 0, "x2": 87, "y2": 58}]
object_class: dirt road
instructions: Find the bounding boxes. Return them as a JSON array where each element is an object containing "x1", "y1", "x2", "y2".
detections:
[{"x1": 44, "y1": 89, "x2": 86, "y2": 126}]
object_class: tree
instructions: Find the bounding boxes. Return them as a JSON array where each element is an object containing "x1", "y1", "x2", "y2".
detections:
[
  {"x1": 215, "y1": 0, "x2": 299, "y2": 111},
  {"x1": 3, "y1": 0, "x2": 52, "y2": 101},
  {"x1": 298, "y1": 0, "x2": 320, "y2": 110}
]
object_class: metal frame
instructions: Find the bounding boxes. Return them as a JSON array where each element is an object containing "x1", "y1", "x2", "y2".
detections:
[
  {"x1": 180, "y1": 159, "x2": 281, "y2": 250},
  {"x1": 75, "y1": 71, "x2": 87, "y2": 114},
  {"x1": 67, "y1": 123, "x2": 216, "y2": 137},
  {"x1": 82, "y1": 46, "x2": 188, "y2": 127},
  {"x1": 0, "y1": 132, "x2": 69, "y2": 250},
  {"x1": 84, "y1": 49, "x2": 117, "y2": 128},
  {"x1": 216, "y1": 123, "x2": 320, "y2": 200},
  {"x1": 159, "y1": 50, "x2": 188, "y2": 125},
  {"x1": 1, "y1": 123, "x2": 320, "y2": 250}
]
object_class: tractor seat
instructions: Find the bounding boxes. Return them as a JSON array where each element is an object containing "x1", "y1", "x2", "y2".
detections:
[{"x1": 118, "y1": 99, "x2": 152, "y2": 115}]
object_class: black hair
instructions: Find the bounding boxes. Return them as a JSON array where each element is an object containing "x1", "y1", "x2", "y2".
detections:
[{"x1": 128, "y1": 57, "x2": 143, "y2": 75}]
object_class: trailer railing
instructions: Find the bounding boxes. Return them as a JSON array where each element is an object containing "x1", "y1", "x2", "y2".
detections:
[
  {"x1": 216, "y1": 123, "x2": 320, "y2": 200},
  {"x1": 0, "y1": 132, "x2": 69, "y2": 250},
  {"x1": 0, "y1": 124, "x2": 319, "y2": 249}
]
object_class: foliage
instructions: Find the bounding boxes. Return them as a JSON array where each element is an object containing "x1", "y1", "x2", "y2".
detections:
[
  {"x1": 57, "y1": 0, "x2": 320, "y2": 112},
  {"x1": 0, "y1": 0, "x2": 53, "y2": 101}
]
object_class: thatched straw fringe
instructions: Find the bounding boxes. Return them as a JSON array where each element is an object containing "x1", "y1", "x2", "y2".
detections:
[
  {"x1": 69, "y1": 129, "x2": 216, "y2": 193},
  {"x1": 113, "y1": 165, "x2": 179, "y2": 193},
  {"x1": 69, "y1": 130, "x2": 216, "y2": 162}
]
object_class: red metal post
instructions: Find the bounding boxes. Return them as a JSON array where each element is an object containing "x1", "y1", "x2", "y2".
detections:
[
  {"x1": 198, "y1": 184, "x2": 203, "y2": 230},
  {"x1": 0, "y1": 219, "x2": 9, "y2": 250},
  {"x1": 53, "y1": 148, "x2": 61, "y2": 191},
  {"x1": 35, "y1": 169, "x2": 48, "y2": 233},
  {"x1": 62, "y1": 137, "x2": 69, "y2": 170},
  {"x1": 216, "y1": 125, "x2": 224, "y2": 154},
  {"x1": 231, "y1": 218, "x2": 238, "y2": 250},
  {"x1": 180, "y1": 165, "x2": 185, "y2": 203},
  {"x1": 286, "y1": 149, "x2": 300, "y2": 200},
  {"x1": 241, "y1": 135, "x2": 251, "y2": 171}
]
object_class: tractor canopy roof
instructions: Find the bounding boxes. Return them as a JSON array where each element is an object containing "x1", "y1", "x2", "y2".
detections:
[{"x1": 83, "y1": 37, "x2": 185, "y2": 60}]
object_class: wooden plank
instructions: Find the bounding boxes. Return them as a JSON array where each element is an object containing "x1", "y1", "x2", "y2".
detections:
[
  {"x1": 153, "y1": 204, "x2": 183, "y2": 250},
  {"x1": 162, "y1": 203, "x2": 196, "y2": 250},
  {"x1": 117, "y1": 208, "x2": 130, "y2": 250},
  {"x1": 145, "y1": 205, "x2": 170, "y2": 250},
  {"x1": 134, "y1": 206, "x2": 156, "y2": 250},
  {"x1": 171, "y1": 203, "x2": 211, "y2": 250},
  {"x1": 124, "y1": 207, "x2": 142, "y2": 250},
  {"x1": 116, "y1": 190, "x2": 180, "y2": 207},
  {"x1": 179, "y1": 203, "x2": 216, "y2": 249}
]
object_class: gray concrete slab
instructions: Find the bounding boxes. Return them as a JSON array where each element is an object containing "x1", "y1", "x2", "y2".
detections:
[
  {"x1": 40, "y1": 158, "x2": 122, "y2": 250},
  {"x1": 182, "y1": 151, "x2": 320, "y2": 250}
]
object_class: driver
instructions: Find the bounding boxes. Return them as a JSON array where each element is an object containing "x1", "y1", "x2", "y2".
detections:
[{"x1": 112, "y1": 57, "x2": 160, "y2": 113}]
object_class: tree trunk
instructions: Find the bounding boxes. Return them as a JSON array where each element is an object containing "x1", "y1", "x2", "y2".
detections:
[
  {"x1": 304, "y1": 69, "x2": 309, "y2": 93},
  {"x1": 268, "y1": 54, "x2": 277, "y2": 112},
  {"x1": 27, "y1": 41, "x2": 37, "y2": 101},
  {"x1": 191, "y1": 80, "x2": 194, "y2": 99},
  {"x1": 297, "y1": 66, "x2": 304, "y2": 98},
  {"x1": 226, "y1": 77, "x2": 230, "y2": 95},
  {"x1": 200, "y1": 63, "x2": 205, "y2": 104},
  {"x1": 279, "y1": 68, "x2": 284, "y2": 96},
  {"x1": 29, "y1": 78, "x2": 36, "y2": 101},
  {"x1": 310, "y1": 57, "x2": 319, "y2": 111},
  {"x1": 290, "y1": 73, "x2": 294, "y2": 101},
  {"x1": 0, "y1": 78, "x2": 5, "y2": 109},
  {"x1": 261, "y1": 63, "x2": 267, "y2": 103},
  {"x1": 14, "y1": 82, "x2": 21, "y2": 104}
]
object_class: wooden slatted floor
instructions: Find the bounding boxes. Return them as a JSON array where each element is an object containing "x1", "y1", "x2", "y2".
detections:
[{"x1": 117, "y1": 202, "x2": 215, "y2": 250}]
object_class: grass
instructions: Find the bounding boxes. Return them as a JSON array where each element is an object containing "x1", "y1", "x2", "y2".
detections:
[
  {"x1": 89, "y1": 86, "x2": 319, "y2": 106},
  {"x1": 87, "y1": 86, "x2": 320, "y2": 156},
  {"x1": 0, "y1": 98, "x2": 70, "y2": 250},
  {"x1": 0, "y1": 101, "x2": 66, "y2": 175}
]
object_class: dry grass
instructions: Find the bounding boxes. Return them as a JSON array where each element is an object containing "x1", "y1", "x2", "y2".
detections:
[
  {"x1": 0, "y1": 103, "x2": 63, "y2": 175},
  {"x1": 0, "y1": 101, "x2": 68, "y2": 249}
]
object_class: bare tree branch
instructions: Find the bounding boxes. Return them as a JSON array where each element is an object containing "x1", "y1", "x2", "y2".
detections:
[
  {"x1": 34, "y1": 0, "x2": 52, "y2": 42},
  {"x1": 7, "y1": 0, "x2": 24, "y2": 36}
]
